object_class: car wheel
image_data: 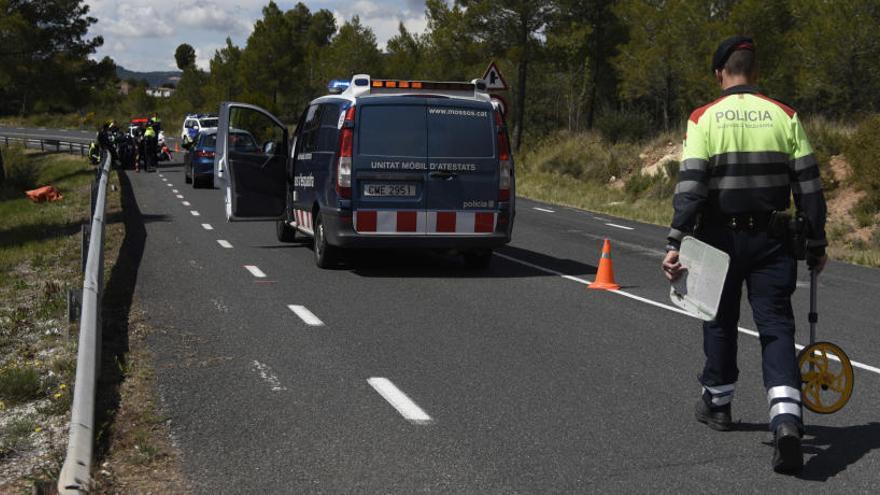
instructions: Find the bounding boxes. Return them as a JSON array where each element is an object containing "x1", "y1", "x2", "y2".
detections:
[
  {"x1": 313, "y1": 213, "x2": 338, "y2": 269},
  {"x1": 276, "y1": 218, "x2": 297, "y2": 242},
  {"x1": 192, "y1": 174, "x2": 201, "y2": 189},
  {"x1": 185, "y1": 166, "x2": 192, "y2": 184},
  {"x1": 463, "y1": 249, "x2": 493, "y2": 269}
]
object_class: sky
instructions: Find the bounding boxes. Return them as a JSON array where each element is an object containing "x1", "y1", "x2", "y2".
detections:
[{"x1": 85, "y1": 0, "x2": 430, "y2": 72}]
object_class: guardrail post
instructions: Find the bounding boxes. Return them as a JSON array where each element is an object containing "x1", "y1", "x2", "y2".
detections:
[
  {"x1": 81, "y1": 223, "x2": 90, "y2": 273},
  {"x1": 40, "y1": 139, "x2": 44, "y2": 152}
]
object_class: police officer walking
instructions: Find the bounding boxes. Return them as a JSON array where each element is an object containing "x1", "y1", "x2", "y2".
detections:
[{"x1": 662, "y1": 36, "x2": 828, "y2": 474}]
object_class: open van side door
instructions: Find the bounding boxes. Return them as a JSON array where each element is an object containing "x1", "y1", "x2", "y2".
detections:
[{"x1": 216, "y1": 102, "x2": 288, "y2": 221}]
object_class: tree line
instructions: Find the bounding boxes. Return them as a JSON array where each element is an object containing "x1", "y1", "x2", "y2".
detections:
[{"x1": 4, "y1": 0, "x2": 880, "y2": 148}]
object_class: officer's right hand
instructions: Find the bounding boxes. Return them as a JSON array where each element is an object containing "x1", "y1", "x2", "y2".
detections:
[
  {"x1": 808, "y1": 253, "x2": 828, "y2": 274},
  {"x1": 662, "y1": 250, "x2": 685, "y2": 281}
]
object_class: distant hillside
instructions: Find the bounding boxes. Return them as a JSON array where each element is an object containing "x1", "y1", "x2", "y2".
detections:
[{"x1": 116, "y1": 66, "x2": 182, "y2": 88}]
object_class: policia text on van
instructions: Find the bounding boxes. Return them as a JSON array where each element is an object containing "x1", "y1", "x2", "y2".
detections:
[{"x1": 214, "y1": 75, "x2": 515, "y2": 268}]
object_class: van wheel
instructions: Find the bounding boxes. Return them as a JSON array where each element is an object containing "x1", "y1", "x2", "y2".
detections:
[
  {"x1": 313, "y1": 213, "x2": 338, "y2": 268},
  {"x1": 464, "y1": 249, "x2": 493, "y2": 269},
  {"x1": 276, "y1": 219, "x2": 297, "y2": 243}
]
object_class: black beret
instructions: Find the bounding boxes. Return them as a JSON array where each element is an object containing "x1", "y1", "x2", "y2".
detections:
[{"x1": 712, "y1": 35, "x2": 754, "y2": 72}]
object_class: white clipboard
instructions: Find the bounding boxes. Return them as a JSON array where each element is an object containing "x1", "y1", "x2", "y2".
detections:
[{"x1": 669, "y1": 236, "x2": 730, "y2": 321}]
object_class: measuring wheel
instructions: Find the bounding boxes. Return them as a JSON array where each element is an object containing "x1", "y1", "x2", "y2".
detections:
[
  {"x1": 798, "y1": 341, "x2": 854, "y2": 414},
  {"x1": 798, "y1": 268, "x2": 855, "y2": 414}
]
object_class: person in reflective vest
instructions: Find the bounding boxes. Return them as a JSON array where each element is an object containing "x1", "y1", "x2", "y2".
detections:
[
  {"x1": 662, "y1": 36, "x2": 828, "y2": 475},
  {"x1": 143, "y1": 125, "x2": 157, "y2": 173}
]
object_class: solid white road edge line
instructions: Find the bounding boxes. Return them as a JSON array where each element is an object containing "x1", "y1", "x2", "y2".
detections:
[
  {"x1": 533, "y1": 207, "x2": 555, "y2": 213},
  {"x1": 494, "y1": 252, "x2": 880, "y2": 376},
  {"x1": 287, "y1": 305, "x2": 325, "y2": 326},
  {"x1": 182, "y1": 201, "x2": 191, "y2": 206},
  {"x1": 251, "y1": 360, "x2": 287, "y2": 392},
  {"x1": 217, "y1": 240, "x2": 233, "y2": 249},
  {"x1": 190, "y1": 211, "x2": 200, "y2": 216},
  {"x1": 605, "y1": 223, "x2": 634, "y2": 230},
  {"x1": 201, "y1": 223, "x2": 213, "y2": 230},
  {"x1": 367, "y1": 377, "x2": 432, "y2": 425},
  {"x1": 244, "y1": 265, "x2": 266, "y2": 278}
]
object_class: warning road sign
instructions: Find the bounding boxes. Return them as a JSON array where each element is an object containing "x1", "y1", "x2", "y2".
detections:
[{"x1": 482, "y1": 61, "x2": 508, "y2": 91}]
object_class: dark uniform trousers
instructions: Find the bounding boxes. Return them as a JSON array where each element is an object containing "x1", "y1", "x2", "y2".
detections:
[{"x1": 698, "y1": 222, "x2": 802, "y2": 432}]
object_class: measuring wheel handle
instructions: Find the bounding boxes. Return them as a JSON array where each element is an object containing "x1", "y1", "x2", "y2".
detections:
[{"x1": 798, "y1": 341, "x2": 854, "y2": 414}]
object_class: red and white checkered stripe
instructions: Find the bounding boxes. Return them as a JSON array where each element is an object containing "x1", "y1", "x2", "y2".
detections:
[
  {"x1": 294, "y1": 209, "x2": 313, "y2": 233},
  {"x1": 354, "y1": 210, "x2": 496, "y2": 235}
]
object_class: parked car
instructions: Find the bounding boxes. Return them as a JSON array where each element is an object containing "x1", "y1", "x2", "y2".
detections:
[
  {"x1": 215, "y1": 74, "x2": 515, "y2": 268},
  {"x1": 186, "y1": 128, "x2": 258, "y2": 188}
]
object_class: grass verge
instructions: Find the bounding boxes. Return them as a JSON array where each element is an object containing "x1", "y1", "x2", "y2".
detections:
[{"x1": 0, "y1": 149, "x2": 113, "y2": 491}]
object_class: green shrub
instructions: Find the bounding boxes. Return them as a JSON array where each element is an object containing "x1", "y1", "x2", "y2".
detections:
[
  {"x1": 0, "y1": 145, "x2": 41, "y2": 195},
  {"x1": 519, "y1": 131, "x2": 640, "y2": 184},
  {"x1": 853, "y1": 195, "x2": 880, "y2": 228},
  {"x1": 0, "y1": 366, "x2": 44, "y2": 404},
  {"x1": 595, "y1": 109, "x2": 654, "y2": 143},
  {"x1": 845, "y1": 116, "x2": 880, "y2": 193}
]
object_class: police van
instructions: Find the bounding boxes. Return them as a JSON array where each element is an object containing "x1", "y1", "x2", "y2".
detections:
[{"x1": 214, "y1": 74, "x2": 515, "y2": 268}]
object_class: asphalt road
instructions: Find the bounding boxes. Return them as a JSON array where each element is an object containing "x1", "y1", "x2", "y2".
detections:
[{"x1": 5, "y1": 122, "x2": 877, "y2": 493}]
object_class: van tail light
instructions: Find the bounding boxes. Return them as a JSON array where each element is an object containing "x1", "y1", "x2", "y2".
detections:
[
  {"x1": 496, "y1": 111, "x2": 511, "y2": 202},
  {"x1": 196, "y1": 150, "x2": 215, "y2": 158},
  {"x1": 336, "y1": 105, "x2": 356, "y2": 199}
]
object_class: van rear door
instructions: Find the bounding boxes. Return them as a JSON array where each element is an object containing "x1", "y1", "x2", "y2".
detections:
[
  {"x1": 215, "y1": 102, "x2": 287, "y2": 221},
  {"x1": 351, "y1": 98, "x2": 428, "y2": 234},
  {"x1": 424, "y1": 100, "x2": 498, "y2": 235}
]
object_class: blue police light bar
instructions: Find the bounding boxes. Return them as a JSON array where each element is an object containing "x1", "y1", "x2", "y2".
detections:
[{"x1": 327, "y1": 79, "x2": 351, "y2": 94}]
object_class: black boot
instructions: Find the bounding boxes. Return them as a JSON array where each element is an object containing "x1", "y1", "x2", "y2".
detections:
[
  {"x1": 694, "y1": 399, "x2": 732, "y2": 431},
  {"x1": 772, "y1": 422, "x2": 803, "y2": 474}
]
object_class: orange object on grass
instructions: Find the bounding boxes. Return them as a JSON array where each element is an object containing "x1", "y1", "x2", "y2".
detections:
[{"x1": 25, "y1": 185, "x2": 63, "y2": 203}]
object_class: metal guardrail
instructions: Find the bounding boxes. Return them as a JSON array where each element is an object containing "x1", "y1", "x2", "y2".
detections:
[
  {"x1": 56, "y1": 150, "x2": 112, "y2": 494},
  {"x1": 0, "y1": 134, "x2": 90, "y2": 156}
]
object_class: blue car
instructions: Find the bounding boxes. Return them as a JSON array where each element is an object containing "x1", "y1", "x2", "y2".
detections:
[{"x1": 184, "y1": 129, "x2": 218, "y2": 188}]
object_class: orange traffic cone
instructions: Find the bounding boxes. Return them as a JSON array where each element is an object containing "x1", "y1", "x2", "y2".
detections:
[
  {"x1": 588, "y1": 238, "x2": 620, "y2": 290},
  {"x1": 175, "y1": 142, "x2": 180, "y2": 152}
]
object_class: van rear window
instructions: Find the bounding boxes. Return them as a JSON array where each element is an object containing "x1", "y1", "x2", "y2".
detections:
[
  {"x1": 358, "y1": 106, "x2": 426, "y2": 157},
  {"x1": 427, "y1": 107, "x2": 493, "y2": 158}
]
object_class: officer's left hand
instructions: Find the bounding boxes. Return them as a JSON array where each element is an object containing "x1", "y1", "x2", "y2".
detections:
[{"x1": 662, "y1": 250, "x2": 685, "y2": 281}]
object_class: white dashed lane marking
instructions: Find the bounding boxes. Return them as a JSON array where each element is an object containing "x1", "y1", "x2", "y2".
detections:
[
  {"x1": 172, "y1": 189, "x2": 179, "y2": 193},
  {"x1": 244, "y1": 265, "x2": 266, "y2": 278},
  {"x1": 287, "y1": 305, "x2": 324, "y2": 326},
  {"x1": 182, "y1": 201, "x2": 191, "y2": 206},
  {"x1": 605, "y1": 223, "x2": 634, "y2": 231},
  {"x1": 190, "y1": 211, "x2": 200, "y2": 216},
  {"x1": 367, "y1": 378, "x2": 432, "y2": 425},
  {"x1": 167, "y1": 183, "x2": 173, "y2": 187},
  {"x1": 201, "y1": 223, "x2": 213, "y2": 230},
  {"x1": 533, "y1": 207, "x2": 555, "y2": 213},
  {"x1": 217, "y1": 240, "x2": 233, "y2": 249},
  {"x1": 176, "y1": 194, "x2": 184, "y2": 199}
]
